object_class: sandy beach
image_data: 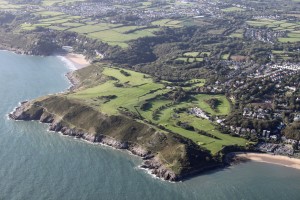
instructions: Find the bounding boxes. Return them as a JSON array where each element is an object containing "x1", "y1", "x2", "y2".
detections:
[
  {"x1": 64, "y1": 53, "x2": 90, "y2": 69},
  {"x1": 234, "y1": 152, "x2": 300, "y2": 170}
]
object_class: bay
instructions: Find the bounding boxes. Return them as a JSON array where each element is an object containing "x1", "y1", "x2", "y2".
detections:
[{"x1": 0, "y1": 50, "x2": 299, "y2": 200}]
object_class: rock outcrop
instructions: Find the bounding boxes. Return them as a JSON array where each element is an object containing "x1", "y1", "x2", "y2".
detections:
[{"x1": 9, "y1": 97, "x2": 219, "y2": 181}]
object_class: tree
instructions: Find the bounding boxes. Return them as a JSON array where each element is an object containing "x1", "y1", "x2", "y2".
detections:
[{"x1": 284, "y1": 122, "x2": 300, "y2": 150}]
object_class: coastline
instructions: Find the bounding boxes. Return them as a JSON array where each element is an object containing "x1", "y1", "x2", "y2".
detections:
[
  {"x1": 0, "y1": 45, "x2": 90, "y2": 71},
  {"x1": 230, "y1": 152, "x2": 300, "y2": 170},
  {"x1": 0, "y1": 49, "x2": 89, "y2": 90},
  {"x1": 8, "y1": 99, "x2": 180, "y2": 181},
  {"x1": 57, "y1": 53, "x2": 90, "y2": 70}
]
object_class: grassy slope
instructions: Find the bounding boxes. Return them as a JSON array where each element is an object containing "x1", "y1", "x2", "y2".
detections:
[
  {"x1": 28, "y1": 95, "x2": 215, "y2": 175},
  {"x1": 67, "y1": 64, "x2": 247, "y2": 154}
]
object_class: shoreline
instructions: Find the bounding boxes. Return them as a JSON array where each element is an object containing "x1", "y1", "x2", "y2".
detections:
[
  {"x1": 0, "y1": 49, "x2": 89, "y2": 90},
  {"x1": 0, "y1": 47, "x2": 90, "y2": 71},
  {"x1": 56, "y1": 53, "x2": 90, "y2": 70},
  {"x1": 8, "y1": 100, "x2": 179, "y2": 182},
  {"x1": 230, "y1": 152, "x2": 300, "y2": 170}
]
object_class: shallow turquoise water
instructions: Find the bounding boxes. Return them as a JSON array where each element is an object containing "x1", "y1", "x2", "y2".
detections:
[{"x1": 0, "y1": 50, "x2": 300, "y2": 200}]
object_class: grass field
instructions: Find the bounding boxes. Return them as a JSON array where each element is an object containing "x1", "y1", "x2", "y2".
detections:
[
  {"x1": 230, "y1": 29, "x2": 244, "y2": 38},
  {"x1": 195, "y1": 94, "x2": 231, "y2": 115},
  {"x1": 20, "y1": 16, "x2": 159, "y2": 48},
  {"x1": 221, "y1": 54, "x2": 230, "y2": 60},
  {"x1": 169, "y1": 114, "x2": 247, "y2": 154},
  {"x1": 222, "y1": 7, "x2": 245, "y2": 12},
  {"x1": 278, "y1": 32, "x2": 300, "y2": 42},
  {"x1": 152, "y1": 19, "x2": 183, "y2": 28},
  {"x1": 41, "y1": 0, "x2": 85, "y2": 6},
  {"x1": 35, "y1": 11, "x2": 64, "y2": 17},
  {"x1": 67, "y1": 66, "x2": 246, "y2": 154},
  {"x1": 139, "y1": 95, "x2": 243, "y2": 154},
  {"x1": 183, "y1": 52, "x2": 199, "y2": 57},
  {"x1": 185, "y1": 79, "x2": 206, "y2": 87},
  {"x1": 176, "y1": 51, "x2": 209, "y2": 63},
  {"x1": 68, "y1": 23, "x2": 122, "y2": 34},
  {"x1": 68, "y1": 67, "x2": 167, "y2": 115},
  {"x1": 271, "y1": 50, "x2": 296, "y2": 61},
  {"x1": 0, "y1": 0, "x2": 21, "y2": 9}
]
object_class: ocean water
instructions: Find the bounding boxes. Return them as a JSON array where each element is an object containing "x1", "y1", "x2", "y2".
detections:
[{"x1": 0, "y1": 50, "x2": 300, "y2": 200}]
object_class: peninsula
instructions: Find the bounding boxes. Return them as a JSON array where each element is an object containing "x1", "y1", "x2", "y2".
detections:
[{"x1": 3, "y1": 0, "x2": 300, "y2": 181}]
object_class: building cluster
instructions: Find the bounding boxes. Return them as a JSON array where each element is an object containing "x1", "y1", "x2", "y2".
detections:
[
  {"x1": 243, "y1": 108, "x2": 271, "y2": 120},
  {"x1": 244, "y1": 28, "x2": 286, "y2": 43},
  {"x1": 45, "y1": 0, "x2": 220, "y2": 24},
  {"x1": 269, "y1": 63, "x2": 300, "y2": 71},
  {"x1": 189, "y1": 107, "x2": 210, "y2": 120},
  {"x1": 257, "y1": 143, "x2": 294, "y2": 156}
]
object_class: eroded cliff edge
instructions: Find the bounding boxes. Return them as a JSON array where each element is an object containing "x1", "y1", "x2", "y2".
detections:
[{"x1": 9, "y1": 96, "x2": 220, "y2": 181}]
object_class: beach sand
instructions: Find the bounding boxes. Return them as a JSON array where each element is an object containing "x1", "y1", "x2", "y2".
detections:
[
  {"x1": 64, "y1": 53, "x2": 90, "y2": 69},
  {"x1": 234, "y1": 153, "x2": 300, "y2": 170}
]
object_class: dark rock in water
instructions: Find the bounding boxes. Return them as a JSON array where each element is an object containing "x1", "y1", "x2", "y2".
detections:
[
  {"x1": 9, "y1": 101, "x2": 43, "y2": 121},
  {"x1": 39, "y1": 113, "x2": 54, "y2": 123},
  {"x1": 49, "y1": 122, "x2": 63, "y2": 132}
]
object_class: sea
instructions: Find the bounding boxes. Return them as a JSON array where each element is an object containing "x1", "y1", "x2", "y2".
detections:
[{"x1": 0, "y1": 50, "x2": 299, "y2": 200}]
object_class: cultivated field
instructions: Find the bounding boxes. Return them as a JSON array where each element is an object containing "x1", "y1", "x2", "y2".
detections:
[
  {"x1": 20, "y1": 14, "x2": 159, "y2": 48},
  {"x1": 247, "y1": 18, "x2": 300, "y2": 43}
]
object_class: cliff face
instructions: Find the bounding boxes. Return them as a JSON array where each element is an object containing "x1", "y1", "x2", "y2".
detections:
[{"x1": 9, "y1": 96, "x2": 219, "y2": 181}]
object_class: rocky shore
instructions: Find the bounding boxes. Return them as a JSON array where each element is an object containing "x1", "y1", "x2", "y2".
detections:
[
  {"x1": 8, "y1": 64, "x2": 221, "y2": 182},
  {"x1": 9, "y1": 101, "x2": 179, "y2": 181},
  {"x1": 0, "y1": 45, "x2": 26, "y2": 55}
]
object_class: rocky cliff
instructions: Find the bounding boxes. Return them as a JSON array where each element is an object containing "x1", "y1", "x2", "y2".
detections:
[{"x1": 9, "y1": 96, "x2": 220, "y2": 181}]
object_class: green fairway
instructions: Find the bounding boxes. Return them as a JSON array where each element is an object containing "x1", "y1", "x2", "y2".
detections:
[
  {"x1": 174, "y1": 113, "x2": 247, "y2": 154},
  {"x1": 195, "y1": 94, "x2": 231, "y2": 116},
  {"x1": 68, "y1": 67, "x2": 167, "y2": 115},
  {"x1": 139, "y1": 97, "x2": 244, "y2": 154},
  {"x1": 67, "y1": 66, "x2": 246, "y2": 154}
]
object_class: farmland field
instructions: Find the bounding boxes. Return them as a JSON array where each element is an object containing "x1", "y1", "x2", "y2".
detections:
[
  {"x1": 151, "y1": 19, "x2": 183, "y2": 28},
  {"x1": 247, "y1": 18, "x2": 300, "y2": 43},
  {"x1": 183, "y1": 52, "x2": 199, "y2": 57},
  {"x1": 222, "y1": 7, "x2": 245, "y2": 12}
]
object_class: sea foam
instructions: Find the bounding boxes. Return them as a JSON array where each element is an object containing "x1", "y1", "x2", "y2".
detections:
[{"x1": 56, "y1": 55, "x2": 77, "y2": 71}]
